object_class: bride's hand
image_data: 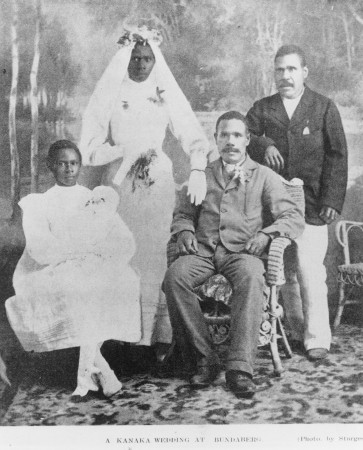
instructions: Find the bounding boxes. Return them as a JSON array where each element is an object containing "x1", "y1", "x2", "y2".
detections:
[{"x1": 187, "y1": 170, "x2": 206, "y2": 205}]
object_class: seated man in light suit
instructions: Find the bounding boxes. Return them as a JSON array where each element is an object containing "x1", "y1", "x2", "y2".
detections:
[{"x1": 163, "y1": 111, "x2": 305, "y2": 398}]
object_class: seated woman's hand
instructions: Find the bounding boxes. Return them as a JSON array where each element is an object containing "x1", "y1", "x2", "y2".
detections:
[
  {"x1": 177, "y1": 230, "x2": 198, "y2": 255},
  {"x1": 187, "y1": 170, "x2": 206, "y2": 205}
]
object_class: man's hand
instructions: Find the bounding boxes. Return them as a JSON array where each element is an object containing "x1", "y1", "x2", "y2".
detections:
[
  {"x1": 245, "y1": 232, "x2": 270, "y2": 256},
  {"x1": 319, "y1": 206, "x2": 338, "y2": 225},
  {"x1": 264, "y1": 146, "x2": 284, "y2": 173},
  {"x1": 177, "y1": 230, "x2": 199, "y2": 255}
]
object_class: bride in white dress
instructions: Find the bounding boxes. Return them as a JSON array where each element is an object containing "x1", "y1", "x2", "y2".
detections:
[
  {"x1": 6, "y1": 140, "x2": 141, "y2": 398},
  {"x1": 79, "y1": 26, "x2": 210, "y2": 349}
]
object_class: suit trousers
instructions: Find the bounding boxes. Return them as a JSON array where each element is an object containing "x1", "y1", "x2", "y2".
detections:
[
  {"x1": 281, "y1": 224, "x2": 331, "y2": 350},
  {"x1": 163, "y1": 244, "x2": 265, "y2": 376}
]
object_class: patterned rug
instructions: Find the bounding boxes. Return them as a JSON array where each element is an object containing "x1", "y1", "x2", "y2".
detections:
[{"x1": 1, "y1": 323, "x2": 362, "y2": 426}]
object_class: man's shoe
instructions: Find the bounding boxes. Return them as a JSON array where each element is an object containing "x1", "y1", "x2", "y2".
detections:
[
  {"x1": 225, "y1": 370, "x2": 256, "y2": 398},
  {"x1": 189, "y1": 365, "x2": 220, "y2": 388},
  {"x1": 307, "y1": 348, "x2": 328, "y2": 361},
  {"x1": 290, "y1": 339, "x2": 305, "y2": 354},
  {"x1": 153, "y1": 360, "x2": 196, "y2": 380}
]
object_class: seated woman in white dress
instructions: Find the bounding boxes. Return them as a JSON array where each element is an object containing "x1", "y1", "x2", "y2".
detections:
[{"x1": 5, "y1": 140, "x2": 141, "y2": 399}]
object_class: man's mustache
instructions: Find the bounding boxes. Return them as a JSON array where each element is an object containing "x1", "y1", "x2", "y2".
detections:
[
  {"x1": 222, "y1": 147, "x2": 239, "y2": 152},
  {"x1": 279, "y1": 81, "x2": 294, "y2": 88}
]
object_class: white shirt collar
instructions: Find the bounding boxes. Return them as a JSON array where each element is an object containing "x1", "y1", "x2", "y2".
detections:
[
  {"x1": 282, "y1": 88, "x2": 305, "y2": 119},
  {"x1": 222, "y1": 155, "x2": 247, "y2": 173}
]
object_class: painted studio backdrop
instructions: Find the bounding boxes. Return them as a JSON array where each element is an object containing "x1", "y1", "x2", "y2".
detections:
[
  {"x1": 1, "y1": 0, "x2": 363, "y2": 432},
  {"x1": 1, "y1": 0, "x2": 363, "y2": 305}
]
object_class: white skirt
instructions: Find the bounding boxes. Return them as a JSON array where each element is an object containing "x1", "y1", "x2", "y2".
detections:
[{"x1": 102, "y1": 149, "x2": 175, "y2": 345}]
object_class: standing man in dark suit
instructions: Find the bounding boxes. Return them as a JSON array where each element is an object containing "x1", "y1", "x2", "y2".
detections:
[
  {"x1": 246, "y1": 45, "x2": 348, "y2": 361},
  {"x1": 163, "y1": 111, "x2": 304, "y2": 398}
]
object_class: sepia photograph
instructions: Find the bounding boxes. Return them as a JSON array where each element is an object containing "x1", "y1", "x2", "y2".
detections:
[{"x1": 0, "y1": 0, "x2": 362, "y2": 448}]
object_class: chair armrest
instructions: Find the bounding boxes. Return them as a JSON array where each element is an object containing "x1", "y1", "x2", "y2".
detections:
[
  {"x1": 280, "y1": 177, "x2": 305, "y2": 215},
  {"x1": 266, "y1": 237, "x2": 291, "y2": 286}
]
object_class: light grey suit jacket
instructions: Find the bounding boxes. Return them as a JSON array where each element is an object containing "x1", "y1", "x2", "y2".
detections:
[{"x1": 171, "y1": 156, "x2": 305, "y2": 257}]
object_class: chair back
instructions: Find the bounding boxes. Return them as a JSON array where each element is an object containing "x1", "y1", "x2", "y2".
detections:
[{"x1": 335, "y1": 220, "x2": 363, "y2": 265}]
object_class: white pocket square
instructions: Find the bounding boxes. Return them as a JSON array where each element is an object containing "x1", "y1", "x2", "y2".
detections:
[{"x1": 303, "y1": 126, "x2": 310, "y2": 135}]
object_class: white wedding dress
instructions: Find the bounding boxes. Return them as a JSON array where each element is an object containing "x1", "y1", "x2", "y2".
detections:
[{"x1": 81, "y1": 69, "x2": 209, "y2": 346}]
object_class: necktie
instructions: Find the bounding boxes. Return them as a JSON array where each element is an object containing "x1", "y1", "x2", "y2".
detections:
[{"x1": 223, "y1": 164, "x2": 235, "y2": 184}]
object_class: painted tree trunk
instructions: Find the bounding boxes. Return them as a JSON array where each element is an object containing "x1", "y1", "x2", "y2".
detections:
[
  {"x1": 30, "y1": 0, "x2": 41, "y2": 193},
  {"x1": 9, "y1": 0, "x2": 20, "y2": 217},
  {"x1": 255, "y1": 2, "x2": 285, "y2": 97}
]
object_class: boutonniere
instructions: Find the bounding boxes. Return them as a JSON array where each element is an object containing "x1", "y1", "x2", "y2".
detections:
[
  {"x1": 148, "y1": 87, "x2": 165, "y2": 105},
  {"x1": 233, "y1": 168, "x2": 253, "y2": 184}
]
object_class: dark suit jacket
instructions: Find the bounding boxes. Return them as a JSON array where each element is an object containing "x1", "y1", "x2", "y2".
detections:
[
  {"x1": 171, "y1": 156, "x2": 305, "y2": 257},
  {"x1": 246, "y1": 86, "x2": 348, "y2": 224}
]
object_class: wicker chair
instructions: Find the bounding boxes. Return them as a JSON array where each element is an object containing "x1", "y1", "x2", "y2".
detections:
[
  {"x1": 333, "y1": 220, "x2": 363, "y2": 328},
  {"x1": 167, "y1": 177, "x2": 305, "y2": 376}
]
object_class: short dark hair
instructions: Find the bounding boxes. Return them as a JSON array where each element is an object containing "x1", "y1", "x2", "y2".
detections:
[
  {"x1": 275, "y1": 45, "x2": 307, "y2": 67},
  {"x1": 47, "y1": 140, "x2": 82, "y2": 166},
  {"x1": 215, "y1": 111, "x2": 250, "y2": 135}
]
